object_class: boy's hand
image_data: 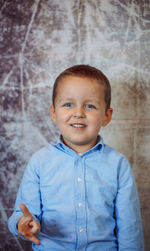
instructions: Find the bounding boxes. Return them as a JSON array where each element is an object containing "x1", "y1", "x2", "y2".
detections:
[{"x1": 18, "y1": 203, "x2": 41, "y2": 245}]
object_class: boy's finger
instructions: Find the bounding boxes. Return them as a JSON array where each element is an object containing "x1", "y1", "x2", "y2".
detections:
[
  {"x1": 27, "y1": 234, "x2": 40, "y2": 245},
  {"x1": 19, "y1": 203, "x2": 33, "y2": 219},
  {"x1": 21, "y1": 228, "x2": 40, "y2": 245}
]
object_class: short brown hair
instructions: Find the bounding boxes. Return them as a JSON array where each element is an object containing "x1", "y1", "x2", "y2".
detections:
[{"x1": 52, "y1": 64, "x2": 111, "y2": 111}]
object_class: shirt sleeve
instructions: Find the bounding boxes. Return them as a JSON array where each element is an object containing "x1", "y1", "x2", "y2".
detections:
[
  {"x1": 8, "y1": 155, "x2": 41, "y2": 239},
  {"x1": 115, "y1": 157, "x2": 144, "y2": 250}
]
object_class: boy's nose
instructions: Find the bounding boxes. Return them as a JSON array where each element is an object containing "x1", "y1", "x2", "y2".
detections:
[{"x1": 73, "y1": 107, "x2": 85, "y2": 118}]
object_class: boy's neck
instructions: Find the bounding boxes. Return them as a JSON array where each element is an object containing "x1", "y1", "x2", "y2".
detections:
[{"x1": 61, "y1": 136, "x2": 99, "y2": 154}]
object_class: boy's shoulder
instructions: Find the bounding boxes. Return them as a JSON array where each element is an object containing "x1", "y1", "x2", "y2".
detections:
[
  {"x1": 26, "y1": 143, "x2": 58, "y2": 172},
  {"x1": 25, "y1": 144, "x2": 54, "y2": 165},
  {"x1": 103, "y1": 143, "x2": 124, "y2": 157},
  {"x1": 31, "y1": 143, "x2": 56, "y2": 159},
  {"x1": 102, "y1": 143, "x2": 130, "y2": 166}
]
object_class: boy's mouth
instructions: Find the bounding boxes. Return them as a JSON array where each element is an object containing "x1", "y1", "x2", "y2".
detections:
[{"x1": 70, "y1": 123, "x2": 87, "y2": 128}]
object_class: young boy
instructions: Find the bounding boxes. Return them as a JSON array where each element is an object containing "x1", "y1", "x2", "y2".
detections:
[{"x1": 8, "y1": 65, "x2": 144, "y2": 250}]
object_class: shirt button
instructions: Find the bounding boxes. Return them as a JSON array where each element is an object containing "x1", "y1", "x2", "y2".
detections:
[
  {"x1": 78, "y1": 202, "x2": 82, "y2": 207},
  {"x1": 77, "y1": 178, "x2": 81, "y2": 182},
  {"x1": 79, "y1": 227, "x2": 83, "y2": 232}
]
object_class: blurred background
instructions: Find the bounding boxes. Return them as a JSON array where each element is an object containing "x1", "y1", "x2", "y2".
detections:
[{"x1": 0, "y1": 0, "x2": 150, "y2": 250}]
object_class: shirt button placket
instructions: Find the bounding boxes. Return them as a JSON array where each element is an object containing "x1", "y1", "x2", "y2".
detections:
[{"x1": 75, "y1": 156, "x2": 87, "y2": 250}]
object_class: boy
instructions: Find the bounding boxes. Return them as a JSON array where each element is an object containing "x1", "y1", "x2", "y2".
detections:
[{"x1": 8, "y1": 65, "x2": 144, "y2": 250}]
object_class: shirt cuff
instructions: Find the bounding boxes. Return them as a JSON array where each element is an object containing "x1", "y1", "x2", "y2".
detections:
[{"x1": 8, "y1": 212, "x2": 24, "y2": 237}]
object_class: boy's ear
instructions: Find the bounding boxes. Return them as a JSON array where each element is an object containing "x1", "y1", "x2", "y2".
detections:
[
  {"x1": 50, "y1": 105, "x2": 56, "y2": 123},
  {"x1": 102, "y1": 108, "x2": 113, "y2": 127}
]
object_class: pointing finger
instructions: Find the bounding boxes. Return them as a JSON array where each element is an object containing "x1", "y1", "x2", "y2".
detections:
[{"x1": 19, "y1": 203, "x2": 33, "y2": 220}]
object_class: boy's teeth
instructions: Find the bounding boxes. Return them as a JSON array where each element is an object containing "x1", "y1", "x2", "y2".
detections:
[{"x1": 72, "y1": 124, "x2": 85, "y2": 128}]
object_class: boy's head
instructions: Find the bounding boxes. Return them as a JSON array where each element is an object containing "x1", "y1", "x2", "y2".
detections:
[
  {"x1": 52, "y1": 64, "x2": 111, "y2": 112},
  {"x1": 50, "y1": 64, "x2": 113, "y2": 153}
]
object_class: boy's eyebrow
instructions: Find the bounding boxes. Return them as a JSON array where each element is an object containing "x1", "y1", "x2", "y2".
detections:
[
  {"x1": 58, "y1": 97, "x2": 102, "y2": 105},
  {"x1": 83, "y1": 97, "x2": 103, "y2": 104},
  {"x1": 58, "y1": 97, "x2": 75, "y2": 102},
  {"x1": 84, "y1": 98, "x2": 100, "y2": 102}
]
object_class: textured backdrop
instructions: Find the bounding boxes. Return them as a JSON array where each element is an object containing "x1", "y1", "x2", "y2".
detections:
[{"x1": 0, "y1": 0, "x2": 150, "y2": 250}]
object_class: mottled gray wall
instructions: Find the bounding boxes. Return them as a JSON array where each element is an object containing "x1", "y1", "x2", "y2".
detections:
[{"x1": 0, "y1": 0, "x2": 150, "y2": 250}]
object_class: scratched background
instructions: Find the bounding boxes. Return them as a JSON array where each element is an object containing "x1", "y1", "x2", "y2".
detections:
[{"x1": 0, "y1": 0, "x2": 150, "y2": 250}]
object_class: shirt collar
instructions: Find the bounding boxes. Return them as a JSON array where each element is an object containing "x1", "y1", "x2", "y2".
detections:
[{"x1": 53, "y1": 135, "x2": 104, "y2": 157}]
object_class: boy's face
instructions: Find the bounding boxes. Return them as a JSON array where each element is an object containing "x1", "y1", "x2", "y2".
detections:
[{"x1": 50, "y1": 76, "x2": 113, "y2": 153}]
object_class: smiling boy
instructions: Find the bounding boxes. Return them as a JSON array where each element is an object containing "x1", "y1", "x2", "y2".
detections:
[
  {"x1": 50, "y1": 75, "x2": 112, "y2": 154},
  {"x1": 8, "y1": 65, "x2": 144, "y2": 250}
]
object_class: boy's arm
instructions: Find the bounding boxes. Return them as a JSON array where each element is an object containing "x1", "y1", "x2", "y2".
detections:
[
  {"x1": 8, "y1": 156, "x2": 42, "y2": 243},
  {"x1": 115, "y1": 157, "x2": 144, "y2": 250}
]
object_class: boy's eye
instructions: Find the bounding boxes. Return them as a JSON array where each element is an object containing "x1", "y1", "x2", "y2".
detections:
[
  {"x1": 63, "y1": 103, "x2": 72, "y2": 108},
  {"x1": 85, "y1": 104, "x2": 96, "y2": 109}
]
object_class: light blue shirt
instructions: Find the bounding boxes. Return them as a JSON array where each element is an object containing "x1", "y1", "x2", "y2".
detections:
[{"x1": 8, "y1": 136, "x2": 144, "y2": 250}]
